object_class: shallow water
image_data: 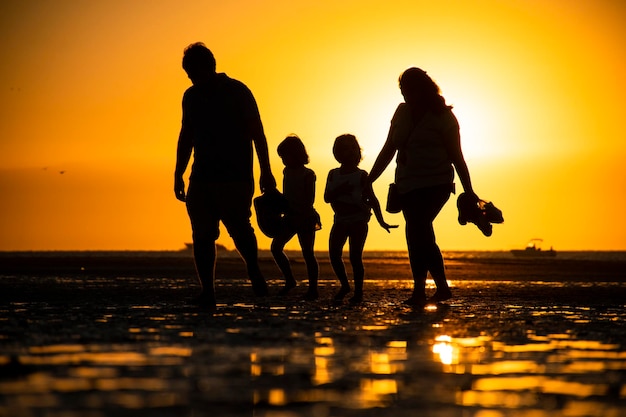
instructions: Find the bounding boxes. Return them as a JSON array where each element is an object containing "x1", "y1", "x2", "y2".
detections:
[{"x1": 1, "y1": 278, "x2": 625, "y2": 417}]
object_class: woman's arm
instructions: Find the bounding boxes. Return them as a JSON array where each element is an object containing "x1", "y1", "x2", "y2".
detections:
[
  {"x1": 369, "y1": 104, "x2": 410, "y2": 183},
  {"x1": 368, "y1": 129, "x2": 398, "y2": 183},
  {"x1": 443, "y1": 124, "x2": 476, "y2": 197}
]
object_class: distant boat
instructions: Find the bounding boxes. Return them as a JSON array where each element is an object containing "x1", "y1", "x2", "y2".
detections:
[
  {"x1": 511, "y1": 239, "x2": 557, "y2": 257},
  {"x1": 182, "y1": 243, "x2": 231, "y2": 252}
]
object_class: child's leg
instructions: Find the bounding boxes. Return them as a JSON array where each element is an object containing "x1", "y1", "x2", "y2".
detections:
[
  {"x1": 297, "y1": 229, "x2": 319, "y2": 299},
  {"x1": 271, "y1": 229, "x2": 297, "y2": 293},
  {"x1": 348, "y1": 221, "x2": 368, "y2": 302},
  {"x1": 329, "y1": 222, "x2": 350, "y2": 299}
]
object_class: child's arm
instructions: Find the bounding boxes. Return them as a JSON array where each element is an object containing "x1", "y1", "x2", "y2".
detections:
[
  {"x1": 362, "y1": 173, "x2": 398, "y2": 233},
  {"x1": 323, "y1": 171, "x2": 334, "y2": 203},
  {"x1": 305, "y1": 169, "x2": 316, "y2": 207}
]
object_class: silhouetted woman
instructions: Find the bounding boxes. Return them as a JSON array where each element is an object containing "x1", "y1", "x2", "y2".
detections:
[{"x1": 368, "y1": 68, "x2": 478, "y2": 307}]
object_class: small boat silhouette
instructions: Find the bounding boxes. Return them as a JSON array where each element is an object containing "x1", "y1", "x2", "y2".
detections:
[{"x1": 511, "y1": 238, "x2": 556, "y2": 257}]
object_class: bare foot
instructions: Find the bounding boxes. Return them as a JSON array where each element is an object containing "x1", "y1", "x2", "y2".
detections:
[
  {"x1": 333, "y1": 286, "x2": 350, "y2": 301},
  {"x1": 303, "y1": 289, "x2": 319, "y2": 301},
  {"x1": 278, "y1": 279, "x2": 297, "y2": 296},
  {"x1": 349, "y1": 292, "x2": 363, "y2": 304},
  {"x1": 429, "y1": 289, "x2": 452, "y2": 303}
]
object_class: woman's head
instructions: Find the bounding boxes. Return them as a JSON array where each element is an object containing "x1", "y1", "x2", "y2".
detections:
[
  {"x1": 333, "y1": 134, "x2": 362, "y2": 166},
  {"x1": 277, "y1": 135, "x2": 309, "y2": 167},
  {"x1": 399, "y1": 67, "x2": 450, "y2": 112}
]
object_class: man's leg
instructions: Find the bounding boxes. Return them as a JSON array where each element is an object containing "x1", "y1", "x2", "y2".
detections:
[
  {"x1": 228, "y1": 222, "x2": 268, "y2": 296},
  {"x1": 192, "y1": 240, "x2": 216, "y2": 303},
  {"x1": 186, "y1": 181, "x2": 219, "y2": 309},
  {"x1": 221, "y1": 183, "x2": 268, "y2": 296}
]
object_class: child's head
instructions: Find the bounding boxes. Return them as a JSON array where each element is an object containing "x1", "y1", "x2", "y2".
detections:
[
  {"x1": 277, "y1": 135, "x2": 309, "y2": 167},
  {"x1": 333, "y1": 134, "x2": 362, "y2": 166}
]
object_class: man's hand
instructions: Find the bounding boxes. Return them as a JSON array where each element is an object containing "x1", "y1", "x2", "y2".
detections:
[
  {"x1": 174, "y1": 176, "x2": 186, "y2": 202},
  {"x1": 260, "y1": 173, "x2": 276, "y2": 193}
]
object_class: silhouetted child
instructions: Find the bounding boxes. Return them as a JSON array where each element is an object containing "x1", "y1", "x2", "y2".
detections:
[
  {"x1": 271, "y1": 135, "x2": 321, "y2": 300},
  {"x1": 324, "y1": 134, "x2": 397, "y2": 303}
]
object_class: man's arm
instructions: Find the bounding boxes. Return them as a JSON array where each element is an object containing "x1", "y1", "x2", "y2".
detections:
[
  {"x1": 241, "y1": 84, "x2": 275, "y2": 192},
  {"x1": 250, "y1": 121, "x2": 276, "y2": 192},
  {"x1": 174, "y1": 122, "x2": 193, "y2": 202}
]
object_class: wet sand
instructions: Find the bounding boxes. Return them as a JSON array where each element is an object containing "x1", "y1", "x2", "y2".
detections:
[{"x1": 1, "y1": 252, "x2": 625, "y2": 416}]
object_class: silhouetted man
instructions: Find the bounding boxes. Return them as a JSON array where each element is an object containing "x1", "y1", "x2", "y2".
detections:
[{"x1": 174, "y1": 42, "x2": 276, "y2": 310}]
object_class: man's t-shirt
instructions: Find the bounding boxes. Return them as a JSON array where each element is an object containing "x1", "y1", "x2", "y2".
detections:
[{"x1": 182, "y1": 73, "x2": 261, "y2": 184}]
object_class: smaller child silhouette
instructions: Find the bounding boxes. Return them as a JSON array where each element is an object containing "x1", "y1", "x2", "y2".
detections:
[{"x1": 324, "y1": 134, "x2": 398, "y2": 303}]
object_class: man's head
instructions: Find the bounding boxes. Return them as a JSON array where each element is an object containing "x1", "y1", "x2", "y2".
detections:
[{"x1": 182, "y1": 42, "x2": 216, "y2": 85}]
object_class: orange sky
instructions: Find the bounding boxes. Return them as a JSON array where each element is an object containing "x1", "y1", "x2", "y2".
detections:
[{"x1": 1, "y1": 0, "x2": 625, "y2": 251}]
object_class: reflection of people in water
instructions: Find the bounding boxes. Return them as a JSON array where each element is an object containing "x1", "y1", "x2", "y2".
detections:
[
  {"x1": 271, "y1": 136, "x2": 320, "y2": 300},
  {"x1": 368, "y1": 68, "x2": 478, "y2": 307},
  {"x1": 325, "y1": 134, "x2": 397, "y2": 304},
  {"x1": 174, "y1": 42, "x2": 276, "y2": 310}
]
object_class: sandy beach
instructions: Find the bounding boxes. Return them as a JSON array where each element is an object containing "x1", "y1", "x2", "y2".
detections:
[{"x1": 1, "y1": 251, "x2": 625, "y2": 416}]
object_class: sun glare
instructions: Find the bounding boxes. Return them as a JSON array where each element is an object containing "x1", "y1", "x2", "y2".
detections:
[{"x1": 455, "y1": 107, "x2": 491, "y2": 159}]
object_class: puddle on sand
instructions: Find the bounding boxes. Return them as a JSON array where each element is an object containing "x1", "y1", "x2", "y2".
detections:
[
  {"x1": 0, "y1": 280, "x2": 625, "y2": 416},
  {"x1": 432, "y1": 331, "x2": 626, "y2": 414}
]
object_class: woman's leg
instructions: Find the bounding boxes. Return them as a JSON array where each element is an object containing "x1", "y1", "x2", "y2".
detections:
[
  {"x1": 401, "y1": 185, "x2": 451, "y2": 303},
  {"x1": 329, "y1": 222, "x2": 351, "y2": 300},
  {"x1": 347, "y1": 221, "x2": 368, "y2": 303},
  {"x1": 297, "y1": 228, "x2": 319, "y2": 298},
  {"x1": 427, "y1": 242, "x2": 452, "y2": 301},
  {"x1": 403, "y1": 212, "x2": 429, "y2": 303}
]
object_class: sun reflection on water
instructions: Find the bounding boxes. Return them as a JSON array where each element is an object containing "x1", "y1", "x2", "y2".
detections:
[
  {"x1": 8, "y1": 325, "x2": 622, "y2": 415},
  {"x1": 313, "y1": 333, "x2": 335, "y2": 386},
  {"x1": 429, "y1": 330, "x2": 626, "y2": 413},
  {"x1": 433, "y1": 335, "x2": 455, "y2": 365}
]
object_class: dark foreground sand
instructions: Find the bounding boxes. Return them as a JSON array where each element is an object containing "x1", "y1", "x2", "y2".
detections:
[{"x1": 0, "y1": 252, "x2": 625, "y2": 417}]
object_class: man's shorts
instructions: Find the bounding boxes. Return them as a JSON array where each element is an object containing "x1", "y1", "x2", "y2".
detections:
[{"x1": 186, "y1": 181, "x2": 254, "y2": 242}]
